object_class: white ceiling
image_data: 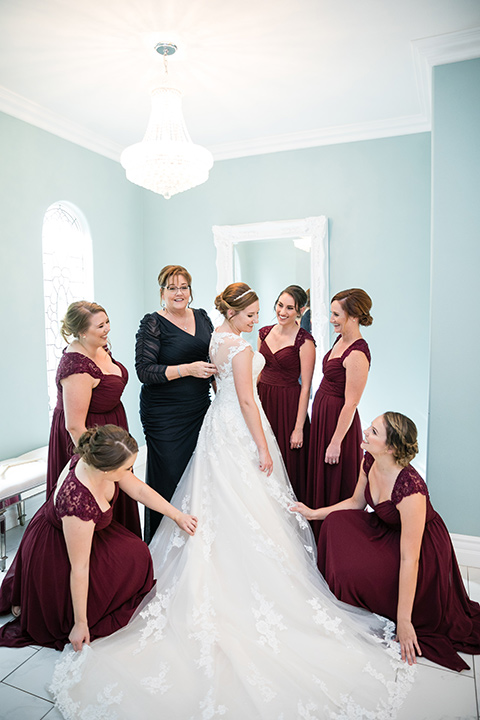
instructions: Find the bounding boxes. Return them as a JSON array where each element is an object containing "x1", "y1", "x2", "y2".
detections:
[{"x1": 1, "y1": 0, "x2": 479, "y2": 162}]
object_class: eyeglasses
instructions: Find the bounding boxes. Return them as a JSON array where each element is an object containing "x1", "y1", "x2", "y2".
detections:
[{"x1": 165, "y1": 285, "x2": 190, "y2": 293}]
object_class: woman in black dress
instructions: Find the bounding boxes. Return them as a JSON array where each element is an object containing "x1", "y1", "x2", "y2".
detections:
[{"x1": 135, "y1": 265, "x2": 216, "y2": 542}]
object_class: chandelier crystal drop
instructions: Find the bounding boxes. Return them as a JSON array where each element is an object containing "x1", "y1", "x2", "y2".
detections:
[{"x1": 121, "y1": 44, "x2": 213, "y2": 200}]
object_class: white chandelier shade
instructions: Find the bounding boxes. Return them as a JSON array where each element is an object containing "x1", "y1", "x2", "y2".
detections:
[{"x1": 121, "y1": 84, "x2": 214, "y2": 200}]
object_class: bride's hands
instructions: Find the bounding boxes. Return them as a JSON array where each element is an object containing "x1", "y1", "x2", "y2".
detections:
[
  {"x1": 173, "y1": 512, "x2": 198, "y2": 536},
  {"x1": 259, "y1": 447, "x2": 273, "y2": 476}
]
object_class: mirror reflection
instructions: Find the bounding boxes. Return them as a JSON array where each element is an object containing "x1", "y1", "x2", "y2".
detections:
[{"x1": 234, "y1": 237, "x2": 311, "y2": 346}]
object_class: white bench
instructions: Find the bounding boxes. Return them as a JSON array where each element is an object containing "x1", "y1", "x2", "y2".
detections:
[{"x1": 0, "y1": 447, "x2": 48, "y2": 572}]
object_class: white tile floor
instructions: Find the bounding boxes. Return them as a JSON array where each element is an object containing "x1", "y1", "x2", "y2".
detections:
[{"x1": 1, "y1": 496, "x2": 479, "y2": 720}]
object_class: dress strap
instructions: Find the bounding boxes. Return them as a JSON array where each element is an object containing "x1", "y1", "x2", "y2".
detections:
[
  {"x1": 259, "y1": 325, "x2": 274, "y2": 342},
  {"x1": 391, "y1": 465, "x2": 428, "y2": 505},
  {"x1": 295, "y1": 327, "x2": 316, "y2": 348},
  {"x1": 341, "y1": 339, "x2": 371, "y2": 366}
]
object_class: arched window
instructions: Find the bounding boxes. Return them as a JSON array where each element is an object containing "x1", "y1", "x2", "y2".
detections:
[{"x1": 42, "y1": 202, "x2": 94, "y2": 416}]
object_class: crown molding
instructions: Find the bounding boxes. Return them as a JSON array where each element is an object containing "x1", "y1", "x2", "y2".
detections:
[
  {"x1": 0, "y1": 86, "x2": 122, "y2": 161},
  {"x1": 209, "y1": 115, "x2": 430, "y2": 161},
  {"x1": 1, "y1": 27, "x2": 479, "y2": 163},
  {"x1": 412, "y1": 26, "x2": 480, "y2": 125}
]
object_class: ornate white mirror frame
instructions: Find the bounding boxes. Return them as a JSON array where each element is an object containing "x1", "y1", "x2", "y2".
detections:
[{"x1": 213, "y1": 216, "x2": 329, "y2": 389}]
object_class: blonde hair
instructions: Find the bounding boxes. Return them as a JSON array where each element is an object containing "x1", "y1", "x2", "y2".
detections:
[
  {"x1": 383, "y1": 412, "x2": 419, "y2": 467},
  {"x1": 60, "y1": 301, "x2": 107, "y2": 343}
]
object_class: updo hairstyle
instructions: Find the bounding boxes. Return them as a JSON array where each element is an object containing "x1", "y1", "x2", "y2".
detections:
[
  {"x1": 331, "y1": 288, "x2": 373, "y2": 326},
  {"x1": 275, "y1": 285, "x2": 308, "y2": 315},
  {"x1": 383, "y1": 412, "x2": 419, "y2": 467},
  {"x1": 158, "y1": 264, "x2": 193, "y2": 303},
  {"x1": 214, "y1": 283, "x2": 259, "y2": 318},
  {"x1": 75, "y1": 425, "x2": 139, "y2": 472},
  {"x1": 60, "y1": 301, "x2": 107, "y2": 343}
]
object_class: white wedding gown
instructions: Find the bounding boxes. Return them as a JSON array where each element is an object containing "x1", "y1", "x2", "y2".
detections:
[{"x1": 50, "y1": 332, "x2": 414, "y2": 719}]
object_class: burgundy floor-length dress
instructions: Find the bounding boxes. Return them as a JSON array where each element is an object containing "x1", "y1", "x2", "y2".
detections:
[
  {"x1": 257, "y1": 325, "x2": 315, "y2": 500},
  {"x1": 318, "y1": 452, "x2": 480, "y2": 671},
  {"x1": 307, "y1": 338, "x2": 371, "y2": 520},
  {"x1": 46, "y1": 350, "x2": 141, "y2": 538},
  {"x1": 0, "y1": 456, "x2": 155, "y2": 650}
]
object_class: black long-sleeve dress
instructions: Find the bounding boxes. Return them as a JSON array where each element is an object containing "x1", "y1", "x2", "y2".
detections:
[{"x1": 135, "y1": 309, "x2": 213, "y2": 542}]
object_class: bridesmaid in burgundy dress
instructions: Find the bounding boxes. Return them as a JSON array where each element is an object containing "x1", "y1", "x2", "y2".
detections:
[
  {"x1": 257, "y1": 285, "x2": 315, "y2": 499},
  {"x1": 0, "y1": 425, "x2": 197, "y2": 651},
  {"x1": 306, "y1": 288, "x2": 372, "y2": 531},
  {"x1": 292, "y1": 412, "x2": 480, "y2": 671},
  {"x1": 46, "y1": 301, "x2": 141, "y2": 538}
]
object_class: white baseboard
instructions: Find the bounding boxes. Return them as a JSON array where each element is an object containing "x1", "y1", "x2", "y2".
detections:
[{"x1": 451, "y1": 533, "x2": 480, "y2": 569}]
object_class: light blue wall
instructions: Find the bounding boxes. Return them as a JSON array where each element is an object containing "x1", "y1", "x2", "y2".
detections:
[
  {"x1": 0, "y1": 112, "x2": 145, "y2": 458},
  {"x1": 141, "y1": 134, "x2": 432, "y2": 475},
  {"x1": 428, "y1": 58, "x2": 480, "y2": 535}
]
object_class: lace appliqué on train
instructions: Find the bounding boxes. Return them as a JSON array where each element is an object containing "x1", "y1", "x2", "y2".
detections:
[
  {"x1": 189, "y1": 586, "x2": 219, "y2": 678},
  {"x1": 135, "y1": 580, "x2": 179, "y2": 652},
  {"x1": 140, "y1": 662, "x2": 171, "y2": 696},
  {"x1": 50, "y1": 646, "x2": 123, "y2": 720},
  {"x1": 251, "y1": 584, "x2": 287, "y2": 654}
]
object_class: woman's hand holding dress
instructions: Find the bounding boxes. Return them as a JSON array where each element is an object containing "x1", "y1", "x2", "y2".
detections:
[
  {"x1": 396, "y1": 618, "x2": 422, "y2": 665},
  {"x1": 68, "y1": 620, "x2": 90, "y2": 652},
  {"x1": 180, "y1": 360, "x2": 217, "y2": 379}
]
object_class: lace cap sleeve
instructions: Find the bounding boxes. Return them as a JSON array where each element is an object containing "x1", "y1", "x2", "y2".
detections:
[
  {"x1": 56, "y1": 462, "x2": 102, "y2": 523},
  {"x1": 56, "y1": 351, "x2": 102, "y2": 384},
  {"x1": 391, "y1": 465, "x2": 428, "y2": 505},
  {"x1": 362, "y1": 451, "x2": 374, "y2": 475},
  {"x1": 296, "y1": 327, "x2": 316, "y2": 348},
  {"x1": 210, "y1": 332, "x2": 252, "y2": 369},
  {"x1": 343, "y1": 339, "x2": 371, "y2": 366},
  {"x1": 259, "y1": 325, "x2": 274, "y2": 342}
]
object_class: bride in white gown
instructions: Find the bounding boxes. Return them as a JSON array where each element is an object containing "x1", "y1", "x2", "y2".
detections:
[{"x1": 50, "y1": 283, "x2": 414, "y2": 720}]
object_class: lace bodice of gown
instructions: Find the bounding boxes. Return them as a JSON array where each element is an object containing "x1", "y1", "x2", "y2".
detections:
[
  {"x1": 210, "y1": 331, "x2": 265, "y2": 390},
  {"x1": 208, "y1": 332, "x2": 265, "y2": 452}
]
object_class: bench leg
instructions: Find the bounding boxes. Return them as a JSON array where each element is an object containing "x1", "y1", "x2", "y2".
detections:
[
  {"x1": 17, "y1": 500, "x2": 26, "y2": 526},
  {"x1": 0, "y1": 511, "x2": 6, "y2": 572}
]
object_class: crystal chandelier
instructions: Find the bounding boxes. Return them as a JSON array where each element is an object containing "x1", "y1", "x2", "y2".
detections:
[{"x1": 121, "y1": 43, "x2": 213, "y2": 200}]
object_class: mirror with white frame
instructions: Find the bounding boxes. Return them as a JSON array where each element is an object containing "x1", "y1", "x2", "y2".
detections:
[{"x1": 213, "y1": 216, "x2": 329, "y2": 390}]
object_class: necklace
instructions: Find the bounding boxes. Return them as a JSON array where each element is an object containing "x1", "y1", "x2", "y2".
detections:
[{"x1": 164, "y1": 309, "x2": 189, "y2": 331}]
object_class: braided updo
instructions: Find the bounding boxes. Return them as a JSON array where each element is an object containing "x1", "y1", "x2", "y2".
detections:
[
  {"x1": 214, "y1": 283, "x2": 259, "y2": 318},
  {"x1": 331, "y1": 288, "x2": 373, "y2": 327},
  {"x1": 75, "y1": 425, "x2": 138, "y2": 472},
  {"x1": 383, "y1": 412, "x2": 419, "y2": 467}
]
